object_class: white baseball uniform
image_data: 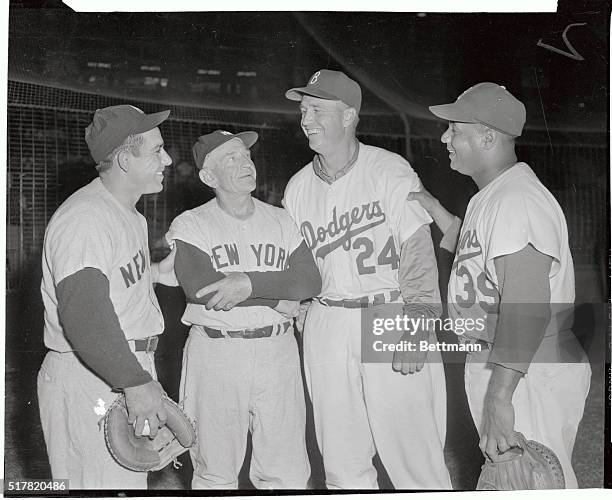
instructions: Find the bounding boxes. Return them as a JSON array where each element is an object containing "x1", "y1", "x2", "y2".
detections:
[
  {"x1": 38, "y1": 177, "x2": 164, "y2": 489},
  {"x1": 447, "y1": 162, "x2": 591, "y2": 488},
  {"x1": 166, "y1": 197, "x2": 311, "y2": 489},
  {"x1": 283, "y1": 142, "x2": 452, "y2": 489}
]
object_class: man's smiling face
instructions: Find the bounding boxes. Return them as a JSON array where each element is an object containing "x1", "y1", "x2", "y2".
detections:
[{"x1": 299, "y1": 95, "x2": 348, "y2": 155}]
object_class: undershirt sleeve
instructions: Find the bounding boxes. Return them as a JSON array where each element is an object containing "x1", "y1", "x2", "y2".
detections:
[
  {"x1": 398, "y1": 224, "x2": 443, "y2": 319},
  {"x1": 488, "y1": 244, "x2": 553, "y2": 374},
  {"x1": 56, "y1": 268, "x2": 153, "y2": 390},
  {"x1": 246, "y1": 241, "x2": 322, "y2": 301},
  {"x1": 174, "y1": 239, "x2": 279, "y2": 307}
]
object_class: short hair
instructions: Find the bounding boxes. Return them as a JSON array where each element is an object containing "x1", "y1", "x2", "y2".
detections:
[
  {"x1": 200, "y1": 154, "x2": 214, "y2": 173},
  {"x1": 96, "y1": 133, "x2": 144, "y2": 173}
]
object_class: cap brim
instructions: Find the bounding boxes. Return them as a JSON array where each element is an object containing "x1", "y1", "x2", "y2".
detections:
[
  {"x1": 285, "y1": 86, "x2": 341, "y2": 102},
  {"x1": 132, "y1": 109, "x2": 171, "y2": 134},
  {"x1": 235, "y1": 131, "x2": 258, "y2": 148},
  {"x1": 428, "y1": 103, "x2": 478, "y2": 124}
]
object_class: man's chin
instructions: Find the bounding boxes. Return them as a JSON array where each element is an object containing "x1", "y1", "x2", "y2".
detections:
[
  {"x1": 307, "y1": 136, "x2": 325, "y2": 153},
  {"x1": 144, "y1": 183, "x2": 164, "y2": 195}
]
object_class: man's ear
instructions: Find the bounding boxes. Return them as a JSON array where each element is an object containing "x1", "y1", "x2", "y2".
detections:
[
  {"x1": 116, "y1": 149, "x2": 130, "y2": 172},
  {"x1": 482, "y1": 127, "x2": 497, "y2": 150},
  {"x1": 343, "y1": 107, "x2": 358, "y2": 128},
  {"x1": 199, "y1": 167, "x2": 217, "y2": 188}
]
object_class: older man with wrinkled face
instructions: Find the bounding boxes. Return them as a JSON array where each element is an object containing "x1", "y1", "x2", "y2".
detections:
[{"x1": 165, "y1": 130, "x2": 321, "y2": 489}]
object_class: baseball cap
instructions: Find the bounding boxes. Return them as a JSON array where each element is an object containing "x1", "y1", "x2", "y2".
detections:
[
  {"x1": 192, "y1": 130, "x2": 258, "y2": 169},
  {"x1": 429, "y1": 83, "x2": 526, "y2": 137},
  {"x1": 85, "y1": 105, "x2": 170, "y2": 163},
  {"x1": 285, "y1": 69, "x2": 362, "y2": 114}
]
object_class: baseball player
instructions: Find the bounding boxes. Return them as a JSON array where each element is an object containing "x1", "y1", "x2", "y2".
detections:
[
  {"x1": 282, "y1": 70, "x2": 452, "y2": 489},
  {"x1": 165, "y1": 130, "x2": 321, "y2": 489},
  {"x1": 411, "y1": 82, "x2": 591, "y2": 488},
  {"x1": 38, "y1": 105, "x2": 177, "y2": 489}
]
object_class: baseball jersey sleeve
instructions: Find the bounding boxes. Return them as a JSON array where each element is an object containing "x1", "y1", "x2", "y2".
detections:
[
  {"x1": 486, "y1": 189, "x2": 563, "y2": 265},
  {"x1": 46, "y1": 210, "x2": 114, "y2": 282},
  {"x1": 281, "y1": 176, "x2": 298, "y2": 220},
  {"x1": 166, "y1": 211, "x2": 208, "y2": 252},
  {"x1": 380, "y1": 158, "x2": 433, "y2": 245}
]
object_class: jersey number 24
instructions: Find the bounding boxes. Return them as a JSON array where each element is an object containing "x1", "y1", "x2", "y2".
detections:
[{"x1": 354, "y1": 236, "x2": 399, "y2": 275}]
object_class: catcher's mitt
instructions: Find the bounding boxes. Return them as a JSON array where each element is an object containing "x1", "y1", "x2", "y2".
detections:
[
  {"x1": 104, "y1": 394, "x2": 196, "y2": 472},
  {"x1": 476, "y1": 433, "x2": 565, "y2": 490}
]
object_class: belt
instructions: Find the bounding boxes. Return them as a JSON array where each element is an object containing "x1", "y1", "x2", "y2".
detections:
[
  {"x1": 129, "y1": 336, "x2": 159, "y2": 352},
  {"x1": 317, "y1": 290, "x2": 402, "y2": 308},
  {"x1": 203, "y1": 321, "x2": 292, "y2": 339}
]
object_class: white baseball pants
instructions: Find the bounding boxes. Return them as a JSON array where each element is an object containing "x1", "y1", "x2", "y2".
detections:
[
  {"x1": 464, "y1": 349, "x2": 591, "y2": 488},
  {"x1": 37, "y1": 349, "x2": 156, "y2": 489},
  {"x1": 303, "y1": 301, "x2": 452, "y2": 489},
  {"x1": 180, "y1": 326, "x2": 310, "y2": 489}
]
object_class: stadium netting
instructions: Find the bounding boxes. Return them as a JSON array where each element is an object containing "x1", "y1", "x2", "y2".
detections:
[{"x1": 6, "y1": 79, "x2": 608, "y2": 292}]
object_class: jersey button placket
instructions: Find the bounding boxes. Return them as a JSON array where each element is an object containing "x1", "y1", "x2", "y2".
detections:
[{"x1": 325, "y1": 185, "x2": 339, "y2": 287}]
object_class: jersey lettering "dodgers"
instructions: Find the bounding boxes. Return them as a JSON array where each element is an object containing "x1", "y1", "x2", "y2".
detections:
[
  {"x1": 447, "y1": 163, "x2": 575, "y2": 342},
  {"x1": 283, "y1": 143, "x2": 432, "y2": 300},
  {"x1": 41, "y1": 178, "x2": 164, "y2": 352}
]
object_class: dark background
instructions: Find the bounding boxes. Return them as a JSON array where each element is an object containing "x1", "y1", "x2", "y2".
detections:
[{"x1": 4, "y1": 0, "x2": 610, "y2": 492}]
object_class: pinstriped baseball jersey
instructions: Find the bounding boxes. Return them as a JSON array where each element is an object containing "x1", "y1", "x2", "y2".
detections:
[
  {"x1": 41, "y1": 178, "x2": 164, "y2": 352},
  {"x1": 283, "y1": 143, "x2": 432, "y2": 300},
  {"x1": 166, "y1": 197, "x2": 304, "y2": 330}
]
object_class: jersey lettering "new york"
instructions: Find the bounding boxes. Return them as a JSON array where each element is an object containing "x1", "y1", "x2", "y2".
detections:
[
  {"x1": 210, "y1": 242, "x2": 289, "y2": 271},
  {"x1": 167, "y1": 197, "x2": 305, "y2": 329},
  {"x1": 120, "y1": 248, "x2": 148, "y2": 288}
]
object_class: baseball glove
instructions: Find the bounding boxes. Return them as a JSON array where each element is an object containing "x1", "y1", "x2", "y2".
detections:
[
  {"x1": 104, "y1": 394, "x2": 196, "y2": 472},
  {"x1": 476, "y1": 433, "x2": 565, "y2": 490}
]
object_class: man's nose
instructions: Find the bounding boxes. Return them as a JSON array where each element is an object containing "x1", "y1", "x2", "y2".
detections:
[
  {"x1": 301, "y1": 109, "x2": 314, "y2": 125},
  {"x1": 162, "y1": 149, "x2": 172, "y2": 166},
  {"x1": 441, "y1": 127, "x2": 451, "y2": 144}
]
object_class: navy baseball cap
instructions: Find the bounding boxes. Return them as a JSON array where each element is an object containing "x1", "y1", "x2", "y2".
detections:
[
  {"x1": 429, "y1": 83, "x2": 526, "y2": 137},
  {"x1": 286, "y1": 69, "x2": 362, "y2": 114},
  {"x1": 192, "y1": 130, "x2": 258, "y2": 169},
  {"x1": 85, "y1": 105, "x2": 170, "y2": 163}
]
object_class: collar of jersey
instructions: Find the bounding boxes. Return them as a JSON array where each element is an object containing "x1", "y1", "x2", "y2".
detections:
[{"x1": 313, "y1": 141, "x2": 360, "y2": 185}]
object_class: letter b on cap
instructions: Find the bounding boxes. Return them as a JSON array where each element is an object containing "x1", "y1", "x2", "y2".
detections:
[{"x1": 310, "y1": 71, "x2": 321, "y2": 85}]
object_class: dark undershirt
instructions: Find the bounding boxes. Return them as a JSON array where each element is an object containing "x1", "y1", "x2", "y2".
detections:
[
  {"x1": 398, "y1": 224, "x2": 443, "y2": 319},
  {"x1": 174, "y1": 239, "x2": 321, "y2": 304},
  {"x1": 489, "y1": 244, "x2": 553, "y2": 373},
  {"x1": 56, "y1": 268, "x2": 152, "y2": 390}
]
